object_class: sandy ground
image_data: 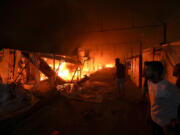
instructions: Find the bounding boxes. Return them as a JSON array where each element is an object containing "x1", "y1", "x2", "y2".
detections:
[{"x1": 0, "y1": 68, "x2": 152, "y2": 135}]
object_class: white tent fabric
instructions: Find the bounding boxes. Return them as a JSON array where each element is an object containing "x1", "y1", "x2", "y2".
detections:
[{"x1": 164, "y1": 44, "x2": 180, "y2": 65}]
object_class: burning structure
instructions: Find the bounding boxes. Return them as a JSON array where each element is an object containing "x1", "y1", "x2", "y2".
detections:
[
  {"x1": 1, "y1": 0, "x2": 180, "y2": 135},
  {"x1": 0, "y1": 48, "x2": 114, "y2": 86},
  {"x1": 0, "y1": 47, "x2": 115, "y2": 116},
  {"x1": 0, "y1": 46, "x2": 116, "y2": 135}
]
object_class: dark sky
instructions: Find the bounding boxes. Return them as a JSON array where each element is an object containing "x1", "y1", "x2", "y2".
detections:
[{"x1": 1, "y1": 0, "x2": 180, "y2": 56}]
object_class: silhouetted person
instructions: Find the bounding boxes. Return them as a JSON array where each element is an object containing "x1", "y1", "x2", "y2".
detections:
[
  {"x1": 173, "y1": 63, "x2": 180, "y2": 88},
  {"x1": 115, "y1": 58, "x2": 125, "y2": 97},
  {"x1": 145, "y1": 61, "x2": 180, "y2": 135}
]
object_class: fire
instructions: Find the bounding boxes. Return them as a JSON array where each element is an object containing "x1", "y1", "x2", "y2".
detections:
[
  {"x1": 40, "y1": 61, "x2": 79, "y2": 81},
  {"x1": 40, "y1": 75, "x2": 47, "y2": 81},
  {"x1": 98, "y1": 66, "x2": 102, "y2": 70},
  {"x1": 105, "y1": 64, "x2": 114, "y2": 68},
  {"x1": 57, "y1": 62, "x2": 72, "y2": 80},
  {"x1": 40, "y1": 57, "x2": 114, "y2": 81}
]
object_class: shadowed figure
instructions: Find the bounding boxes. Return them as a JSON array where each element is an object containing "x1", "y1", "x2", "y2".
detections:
[{"x1": 115, "y1": 58, "x2": 125, "y2": 97}]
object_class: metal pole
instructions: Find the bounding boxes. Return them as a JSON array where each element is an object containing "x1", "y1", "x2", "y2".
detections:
[
  {"x1": 163, "y1": 22, "x2": 167, "y2": 44},
  {"x1": 139, "y1": 41, "x2": 142, "y2": 89}
]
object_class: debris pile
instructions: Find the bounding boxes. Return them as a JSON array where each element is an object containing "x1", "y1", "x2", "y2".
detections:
[
  {"x1": 57, "y1": 68, "x2": 115, "y2": 103},
  {"x1": 0, "y1": 84, "x2": 38, "y2": 120}
]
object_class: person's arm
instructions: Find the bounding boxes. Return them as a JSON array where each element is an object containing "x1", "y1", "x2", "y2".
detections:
[{"x1": 170, "y1": 85, "x2": 180, "y2": 123}]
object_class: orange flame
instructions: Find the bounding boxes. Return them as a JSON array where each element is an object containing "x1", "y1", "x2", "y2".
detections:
[
  {"x1": 40, "y1": 58, "x2": 114, "y2": 81},
  {"x1": 57, "y1": 62, "x2": 72, "y2": 81}
]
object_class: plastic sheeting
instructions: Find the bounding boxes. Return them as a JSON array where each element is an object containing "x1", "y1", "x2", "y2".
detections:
[{"x1": 128, "y1": 41, "x2": 180, "y2": 88}]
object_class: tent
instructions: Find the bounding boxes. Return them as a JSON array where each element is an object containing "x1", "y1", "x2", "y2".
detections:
[{"x1": 127, "y1": 41, "x2": 180, "y2": 91}]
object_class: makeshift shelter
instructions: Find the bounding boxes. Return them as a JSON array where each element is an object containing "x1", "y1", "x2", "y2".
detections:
[{"x1": 127, "y1": 40, "x2": 180, "y2": 90}]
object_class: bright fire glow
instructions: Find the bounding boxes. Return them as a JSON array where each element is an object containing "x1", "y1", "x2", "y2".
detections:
[
  {"x1": 40, "y1": 57, "x2": 114, "y2": 81},
  {"x1": 57, "y1": 62, "x2": 72, "y2": 80},
  {"x1": 40, "y1": 75, "x2": 47, "y2": 81},
  {"x1": 98, "y1": 66, "x2": 102, "y2": 70},
  {"x1": 105, "y1": 64, "x2": 114, "y2": 68}
]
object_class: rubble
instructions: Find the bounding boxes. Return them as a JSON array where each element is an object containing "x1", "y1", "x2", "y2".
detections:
[
  {"x1": 0, "y1": 83, "x2": 38, "y2": 120},
  {"x1": 56, "y1": 69, "x2": 114, "y2": 103}
]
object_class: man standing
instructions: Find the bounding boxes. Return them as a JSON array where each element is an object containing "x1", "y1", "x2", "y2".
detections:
[
  {"x1": 115, "y1": 58, "x2": 125, "y2": 97},
  {"x1": 145, "y1": 61, "x2": 180, "y2": 135}
]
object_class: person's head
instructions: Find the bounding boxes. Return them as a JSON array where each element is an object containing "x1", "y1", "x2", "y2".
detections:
[
  {"x1": 143, "y1": 61, "x2": 150, "y2": 77},
  {"x1": 115, "y1": 58, "x2": 120, "y2": 66},
  {"x1": 144, "y1": 61, "x2": 164, "y2": 82},
  {"x1": 173, "y1": 63, "x2": 180, "y2": 77}
]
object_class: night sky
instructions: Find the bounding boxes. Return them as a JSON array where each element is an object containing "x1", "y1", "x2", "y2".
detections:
[{"x1": 1, "y1": 0, "x2": 180, "y2": 57}]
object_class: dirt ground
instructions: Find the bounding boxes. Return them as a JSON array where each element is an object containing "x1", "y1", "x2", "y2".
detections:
[{"x1": 0, "y1": 68, "x2": 152, "y2": 135}]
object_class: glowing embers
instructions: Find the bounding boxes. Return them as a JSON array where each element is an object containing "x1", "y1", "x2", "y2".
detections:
[{"x1": 56, "y1": 83, "x2": 74, "y2": 94}]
